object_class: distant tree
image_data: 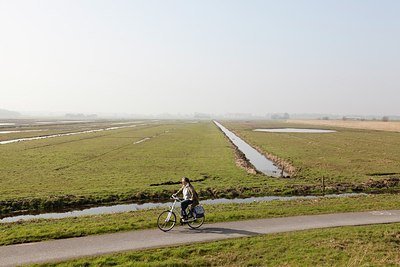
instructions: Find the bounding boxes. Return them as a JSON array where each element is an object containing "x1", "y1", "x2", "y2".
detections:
[
  {"x1": 322, "y1": 116, "x2": 329, "y2": 120},
  {"x1": 342, "y1": 116, "x2": 347, "y2": 121},
  {"x1": 271, "y1": 113, "x2": 290, "y2": 120},
  {"x1": 0, "y1": 108, "x2": 20, "y2": 118},
  {"x1": 382, "y1": 116, "x2": 389, "y2": 122}
]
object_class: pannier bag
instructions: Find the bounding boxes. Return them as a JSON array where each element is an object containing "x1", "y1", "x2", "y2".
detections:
[{"x1": 193, "y1": 205, "x2": 205, "y2": 218}]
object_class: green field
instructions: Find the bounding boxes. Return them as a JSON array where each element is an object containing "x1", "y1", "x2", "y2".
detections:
[
  {"x1": 38, "y1": 222, "x2": 400, "y2": 266},
  {"x1": 1, "y1": 120, "x2": 282, "y2": 214},
  {"x1": 223, "y1": 120, "x2": 400, "y2": 185},
  {"x1": 1, "y1": 119, "x2": 400, "y2": 214}
]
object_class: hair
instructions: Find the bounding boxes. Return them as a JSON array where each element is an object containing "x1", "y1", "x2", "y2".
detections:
[{"x1": 182, "y1": 177, "x2": 190, "y2": 184}]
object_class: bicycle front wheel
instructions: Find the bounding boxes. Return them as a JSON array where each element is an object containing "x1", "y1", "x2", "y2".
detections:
[
  {"x1": 188, "y1": 215, "x2": 205, "y2": 229},
  {"x1": 157, "y1": 210, "x2": 176, "y2": 232}
]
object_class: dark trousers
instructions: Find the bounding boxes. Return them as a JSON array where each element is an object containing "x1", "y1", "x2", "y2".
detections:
[{"x1": 181, "y1": 199, "x2": 193, "y2": 218}]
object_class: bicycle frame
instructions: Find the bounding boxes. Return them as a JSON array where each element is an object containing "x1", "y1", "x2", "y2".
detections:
[
  {"x1": 167, "y1": 195, "x2": 181, "y2": 219},
  {"x1": 158, "y1": 195, "x2": 205, "y2": 231},
  {"x1": 168, "y1": 196, "x2": 195, "y2": 221}
]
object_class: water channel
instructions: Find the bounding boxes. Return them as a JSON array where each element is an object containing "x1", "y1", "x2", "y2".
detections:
[
  {"x1": 0, "y1": 124, "x2": 139, "y2": 145},
  {"x1": 213, "y1": 121, "x2": 287, "y2": 177},
  {"x1": 254, "y1": 128, "x2": 337, "y2": 133},
  {"x1": 0, "y1": 130, "x2": 44, "y2": 134},
  {"x1": 0, "y1": 193, "x2": 364, "y2": 223}
]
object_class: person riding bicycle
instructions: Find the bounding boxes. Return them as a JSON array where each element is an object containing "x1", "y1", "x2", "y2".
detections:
[{"x1": 173, "y1": 177, "x2": 199, "y2": 222}]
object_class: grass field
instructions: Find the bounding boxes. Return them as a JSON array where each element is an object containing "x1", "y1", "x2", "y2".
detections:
[
  {"x1": 38, "y1": 222, "x2": 400, "y2": 266},
  {"x1": 1, "y1": 119, "x2": 400, "y2": 214},
  {"x1": 1, "y1": 194, "x2": 399, "y2": 246},
  {"x1": 1, "y1": 120, "x2": 284, "y2": 214},
  {"x1": 223, "y1": 120, "x2": 400, "y2": 185},
  {"x1": 292, "y1": 119, "x2": 400, "y2": 133}
]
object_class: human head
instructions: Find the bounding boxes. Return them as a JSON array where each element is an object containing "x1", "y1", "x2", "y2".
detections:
[{"x1": 181, "y1": 177, "x2": 190, "y2": 185}]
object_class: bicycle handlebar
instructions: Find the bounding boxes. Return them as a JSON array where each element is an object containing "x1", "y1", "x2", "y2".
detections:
[{"x1": 171, "y1": 195, "x2": 182, "y2": 201}]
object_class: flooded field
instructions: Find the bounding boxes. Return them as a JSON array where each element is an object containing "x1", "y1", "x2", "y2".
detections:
[
  {"x1": 291, "y1": 119, "x2": 400, "y2": 132},
  {"x1": 0, "y1": 119, "x2": 150, "y2": 143},
  {"x1": 0, "y1": 125, "x2": 139, "y2": 145},
  {"x1": 254, "y1": 128, "x2": 336, "y2": 133},
  {"x1": 0, "y1": 130, "x2": 44, "y2": 134}
]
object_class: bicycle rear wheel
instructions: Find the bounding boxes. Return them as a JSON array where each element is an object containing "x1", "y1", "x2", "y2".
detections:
[
  {"x1": 157, "y1": 210, "x2": 176, "y2": 232},
  {"x1": 188, "y1": 215, "x2": 205, "y2": 229}
]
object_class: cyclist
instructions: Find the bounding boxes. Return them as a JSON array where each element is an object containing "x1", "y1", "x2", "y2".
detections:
[{"x1": 173, "y1": 177, "x2": 199, "y2": 222}]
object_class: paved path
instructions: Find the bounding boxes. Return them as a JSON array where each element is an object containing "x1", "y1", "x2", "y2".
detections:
[{"x1": 1, "y1": 210, "x2": 400, "y2": 266}]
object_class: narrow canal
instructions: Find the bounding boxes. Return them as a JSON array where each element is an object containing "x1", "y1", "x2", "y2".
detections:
[
  {"x1": 213, "y1": 121, "x2": 287, "y2": 177},
  {"x1": 0, "y1": 193, "x2": 364, "y2": 223},
  {"x1": 0, "y1": 124, "x2": 140, "y2": 145}
]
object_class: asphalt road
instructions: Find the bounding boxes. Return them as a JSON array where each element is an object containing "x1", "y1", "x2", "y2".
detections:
[{"x1": 1, "y1": 210, "x2": 400, "y2": 266}]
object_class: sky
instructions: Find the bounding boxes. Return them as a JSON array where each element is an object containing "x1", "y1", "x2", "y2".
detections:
[{"x1": 0, "y1": 0, "x2": 399, "y2": 116}]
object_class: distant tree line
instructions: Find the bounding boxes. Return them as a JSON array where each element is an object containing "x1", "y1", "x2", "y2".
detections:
[
  {"x1": 271, "y1": 113, "x2": 290, "y2": 120},
  {"x1": 342, "y1": 116, "x2": 390, "y2": 122},
  {"x1": 0, "y1": 108, "x2": 20, "y2": 118},
  {"x1": 65, "y1": 113, "x2": 98, "y2": 119}
]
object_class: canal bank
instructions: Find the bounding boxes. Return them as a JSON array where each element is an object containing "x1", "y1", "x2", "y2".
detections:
[
  {"x1": 214, "y1": 121, "x2": 289, "y2": 177},
  {"x1": 0, "y1": 193, "x2": 365, "y2": 223}
]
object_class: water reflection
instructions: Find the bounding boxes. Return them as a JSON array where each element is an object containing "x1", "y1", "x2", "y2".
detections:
[
  {"x1": 0, "y1": 125, "x2": 138, "y2": 145},
  {"x1": 254, "y1": 128, "x2": 337, "y2": 133},
  {"x1": 0, "y1": 130, "x2": 44, "y2": 134},
  {"x1": 0, "y1": 193, "x2": 364, "y2": 223},
  {"x1": 214, "y1": 121, "x2": 287, "y2": 177}
]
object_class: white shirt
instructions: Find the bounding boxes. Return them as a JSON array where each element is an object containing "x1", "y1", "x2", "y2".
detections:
[{"x1": 182, "y1": 184, "x2": 192, "y2": 200}]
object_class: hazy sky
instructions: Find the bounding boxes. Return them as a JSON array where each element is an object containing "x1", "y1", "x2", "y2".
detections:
[{"x1": 1, "y1": 0, "x2": 399, "y2": 116}]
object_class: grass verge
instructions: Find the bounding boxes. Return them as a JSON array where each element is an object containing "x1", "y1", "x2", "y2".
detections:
[
  {"x1": 1, "y1": 193, "x2": 399, "y2": 246},
  {"x1": 37, "y1": 222, "x2": 400, "y2": 266}
]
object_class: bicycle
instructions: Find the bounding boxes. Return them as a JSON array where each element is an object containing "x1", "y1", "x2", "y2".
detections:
[{"x1": 157, "y1": 195, "x2": 205, "y2": 232}]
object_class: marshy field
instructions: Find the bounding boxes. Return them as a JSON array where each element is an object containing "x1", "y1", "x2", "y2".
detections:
[
  {"x1": 1, "y1": 118, "x2": 400, "y2": 265},
  {"x1": 224, "y1": 120, "x2": 400, "y2": 184},
  {"x1": 0, "y1": 119, "x2": 275, "y2": 215},
  {"x1": 2, "y1": 119, "x2": 400, "y2": 213}
]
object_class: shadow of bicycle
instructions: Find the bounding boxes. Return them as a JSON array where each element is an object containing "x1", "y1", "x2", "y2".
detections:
[{"x1": 185, "y1": 227, "x2": 259, "y2": 236}]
